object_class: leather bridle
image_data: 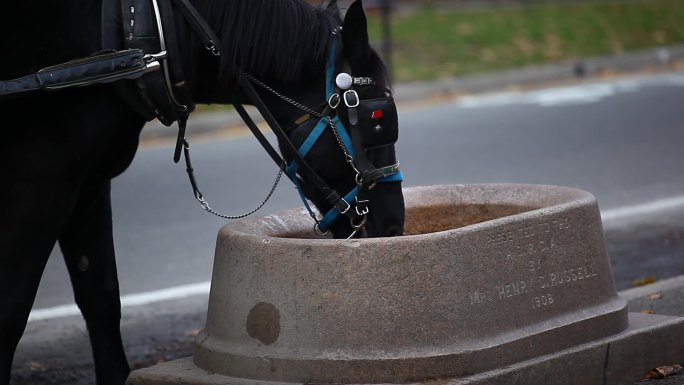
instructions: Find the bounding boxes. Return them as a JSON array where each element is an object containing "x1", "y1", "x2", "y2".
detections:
[{"x1": 235, "y1": 32, "x2": 403, "y2": 237}]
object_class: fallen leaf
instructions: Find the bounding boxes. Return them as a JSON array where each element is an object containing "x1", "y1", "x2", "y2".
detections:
[
  {"x1": 28, "y1": 361, "x2": 49, "y2": 372},
  {"x1": 640, "y1": 309, "x2": 655, "y2": 314},
  {"x1": 631, "y1": 276, "x2": 658, "y2": 287},
  {"x1": 648, "y1": 293, "x2": 663, "y2": 300},
  {"x1": 644, "y1": 364, "x2": 683, "y2": 379},
  {"x1": 645, "y1": 368, "x2": 663, "y2": 380}
]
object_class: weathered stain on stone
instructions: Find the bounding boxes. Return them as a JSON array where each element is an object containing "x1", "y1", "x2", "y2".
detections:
[{"x1": 246, "y1": 302, "x2": 280, "y2": 345}]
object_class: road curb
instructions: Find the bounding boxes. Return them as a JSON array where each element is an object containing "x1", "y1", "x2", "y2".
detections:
[
  {"x1": 620, "y1": 275, "x2": 684, "y2": 301},
  {"x1": 620, "y1": 275, "x2": 684, "y2": 318}
]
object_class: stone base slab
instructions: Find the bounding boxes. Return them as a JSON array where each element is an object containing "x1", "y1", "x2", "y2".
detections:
[{"x1": 126, "y1": 312, "x2": 684, "y2": 385}]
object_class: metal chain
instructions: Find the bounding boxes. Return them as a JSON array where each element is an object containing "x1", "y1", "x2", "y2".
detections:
[
  {"x1": 246, "y1": 72, "x2": 357, "y2": 175},
  {"x1": 195, "y1": 169, "x2": 283, "y2": 219},
  {"x1": 328, "y1": 117, "x2": 361, "y2": 176},
  {"x1": 244, "y1": 73, "x2": 324, "y2": 117},
  {"x1": 242, "y1": 74, "x2": 368, "y2": 238}
]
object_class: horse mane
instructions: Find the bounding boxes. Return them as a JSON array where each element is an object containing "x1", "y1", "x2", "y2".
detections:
[{"x1": 202, "y1": 0, "x2": 337, "y2": 85}]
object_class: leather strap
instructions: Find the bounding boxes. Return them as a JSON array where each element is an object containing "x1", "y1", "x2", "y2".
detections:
[
  {"x1": 169, "y1": 0, "x2": 221, "y2": 54},
  {"x1": 0, "y1": 49, "x2": 150, "y2": 99},
  {"x1": 233, "y1": 103, "x2": 286, "y2": 170},
  {"x1": 237, "y1": 73, "x2": 353, "y2": 216}
]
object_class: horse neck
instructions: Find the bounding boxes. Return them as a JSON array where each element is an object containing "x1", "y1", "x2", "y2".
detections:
[{"x1": 182, "y1": 0, "x2": 333, "y2": 106}]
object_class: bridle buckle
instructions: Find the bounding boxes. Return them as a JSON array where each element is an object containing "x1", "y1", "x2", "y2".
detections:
[{"x1": 343, "y1": 90, "x2": 360, "y2": 108}]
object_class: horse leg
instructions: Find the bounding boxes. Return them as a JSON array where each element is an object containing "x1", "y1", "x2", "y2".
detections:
[
  {"x1": 58, "y1": 180, "x2": 130, "y2": 385},
  {"x1": 0, "y1": 160, "x2": 85, "y2": 385},
  {"x1": 0, "y1": 229, "x2": 55, "y2": 385}
]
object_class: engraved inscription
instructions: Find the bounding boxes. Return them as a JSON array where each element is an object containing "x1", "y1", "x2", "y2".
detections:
[
  {"x1": 468, "y1": 289, "x2": 493, "y2": 305},
  {"x1": 532, "y1": 293, "x2": 554, "y2": 309},
  {"x1": 468, "y1": 217, "x2": 600, "y2": 311},
  {"x1": 495, "y1": 279, "x2": 530, "y2": 300},
  {"x1": 538, "y1": 264, "x2": 599, "y2": 289},
  {"x1": 485, "y1": 218, "x2": 570, "y2": 246}
]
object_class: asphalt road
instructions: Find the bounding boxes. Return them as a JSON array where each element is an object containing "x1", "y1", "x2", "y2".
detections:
[
  {"x1": 14, "y1": 70, "x2": 684, "y2": 385},
  {"x1": 34, "y1": 71, "x2": 684, "y2": 310}
]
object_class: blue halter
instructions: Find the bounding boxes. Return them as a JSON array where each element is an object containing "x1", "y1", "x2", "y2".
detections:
[{"x1": 284, "y1": 37, "x2": 404, "y2": 234}]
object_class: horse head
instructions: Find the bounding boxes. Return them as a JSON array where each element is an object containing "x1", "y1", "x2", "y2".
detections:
[
  {"x1": 258, "y1": 1, "x2": 405, "y2": 239},
  {"x1": 188, "y1": 0, "x2": 406, "y2": 238}
]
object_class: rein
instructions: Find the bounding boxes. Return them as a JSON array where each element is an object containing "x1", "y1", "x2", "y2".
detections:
[{"x1": 0, "y1": 50, "x2": 158, "y2": 98}]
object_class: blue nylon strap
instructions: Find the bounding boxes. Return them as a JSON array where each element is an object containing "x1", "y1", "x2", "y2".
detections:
[
  {"x1": 286, "y1": 36, "x2": 341, "y2": 231},
  {"x1": 285, "y1": 161, "x2": 299, "y2": 182},
  {"x1": 299, "y1": 117, "x2": 331, "y2": 158},
  {"x1": 318, "y1": 170, "x2": 404, "y2": 232},
  {"x1": 288, "y1": 116, "x2": 342, "y2": 229},
  {"x1": 286, "y1": 116, "x2": 330, "y2": 209},
  {"x1": 326, "y1": 38, "x2": 336, "y2": 98},
  {"x1": 319, "y1": 186, "x2": 359, "y2": 232},
  {"x1": 283, "y1": 160, "x2": 320, "y2": 225},
  {"x1": 378, "y1": 170, "x2": 404, "y2": 183},
  {"x1": 282, "y1": 158, "x2": 319, "y2": 222},
  {"x1": 292, "y1": 176, "x2": 319, "y2": 222},
  {"x1": 285, "y1": 115, "x2": 330, "y2": 186}
]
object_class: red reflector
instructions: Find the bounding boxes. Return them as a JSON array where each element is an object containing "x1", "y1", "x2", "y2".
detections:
[{"x1": 371, "y1": 110, "x2": 383, "y2": 119}]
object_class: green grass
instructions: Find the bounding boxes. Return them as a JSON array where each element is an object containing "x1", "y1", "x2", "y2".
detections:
[{"x1": 366, "y1": 0, "x2": 684, "y2": 81}]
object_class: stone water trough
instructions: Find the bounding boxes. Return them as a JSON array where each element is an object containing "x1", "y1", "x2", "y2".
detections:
[{"x1": 127, "y1": 184, "x2": 684, "y2": 385}]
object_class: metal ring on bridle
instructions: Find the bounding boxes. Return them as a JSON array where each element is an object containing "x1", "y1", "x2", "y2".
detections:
[
  {"x1": 205, "y1": 41, "x2": 220, "y2": 56},
  {"x1": 313, "y1": 222, "x2": 329, "y2": 237},
  {"x1": 328, "y1": 93, "x2": 341, "y2": 109},
  {"x1": 355, "y1": 173, "x2": 364, "y2": 186},
  {"x1": 350, "y1": 215, "x2": 367, "y2": 230},
  {"x1": 343, "y1": 90, "x2": 360, "y2": 108}
]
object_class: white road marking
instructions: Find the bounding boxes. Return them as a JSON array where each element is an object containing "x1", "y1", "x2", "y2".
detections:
[
  {"x1": 601, "y1": 194, "x2": 684, "y2": 222},
  {"x1": 27, "y1": 193, "x2": 684, "y2": 322},
  {"x1": 457, "y1": 73, "x2": 684, "y2": 109},
  {"x1": 28, "y1": 281, "x2": 210, "y2": 322}
]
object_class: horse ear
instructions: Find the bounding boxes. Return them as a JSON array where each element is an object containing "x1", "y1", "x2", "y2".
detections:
[
  {"x1": 342, "y1": 0, "x2": 371, "y2": 71},
  {"x1": 326, "y1": 0, "x2": 340, "y2": 15},
  {"x1": 327, "y1": 0, "x2": 343, "y2": 23}
]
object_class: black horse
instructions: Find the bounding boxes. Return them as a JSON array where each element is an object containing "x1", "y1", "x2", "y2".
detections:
[{"x1": 0, "y1": 0, "x2": 404, "y2": 384}]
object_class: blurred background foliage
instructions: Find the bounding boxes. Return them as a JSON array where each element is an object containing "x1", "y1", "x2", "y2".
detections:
[{"x1": 362, "y1": 0, "x2": 684, "y2": 81}]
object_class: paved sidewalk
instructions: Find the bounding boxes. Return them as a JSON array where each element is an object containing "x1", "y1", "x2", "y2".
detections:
[{"x1": 620, "y1": 276, "x2": 684, "y2": 384}]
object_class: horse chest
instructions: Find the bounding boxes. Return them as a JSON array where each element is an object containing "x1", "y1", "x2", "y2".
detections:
[{"x1": 4, "y1": 87, "x2": 146, "y2": 182}]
